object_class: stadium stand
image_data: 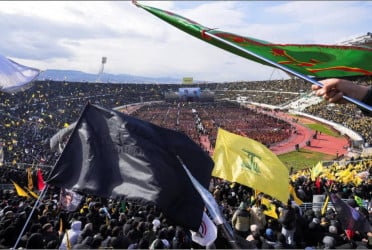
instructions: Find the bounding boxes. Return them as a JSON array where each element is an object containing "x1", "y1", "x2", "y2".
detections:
[{"x1": 0, "y1": 78, "x2": 371, "y2": 249}]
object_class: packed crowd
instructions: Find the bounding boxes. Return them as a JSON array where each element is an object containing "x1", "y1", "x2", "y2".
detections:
[
  {"x1": 131, "y1": 101, "x2": 294, "y2": 149},
  {"x1": 0, "y1": 155, "x2": 371, "y2": 249},
  {"x1": 304, "y1": 102, "x2": 372, "y2": 146},
  {"x1": 0, "y1": 78, "x2": 370, "y2": 169},
  {"x1": 0, "y1": 78, "x2": 371, "y2": 249},
  {"x1": 0, "y1": 81, "x2": 165, "y2": 167}
]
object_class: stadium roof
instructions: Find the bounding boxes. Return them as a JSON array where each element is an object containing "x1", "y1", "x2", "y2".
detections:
[{"x1": 336, "y1": 32, "x2": 372, "y2": 48}]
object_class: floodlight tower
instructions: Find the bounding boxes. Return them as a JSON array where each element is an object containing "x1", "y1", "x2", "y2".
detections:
[{"x1": 96, "y1": 56, "x2": 107, "y2": 82}]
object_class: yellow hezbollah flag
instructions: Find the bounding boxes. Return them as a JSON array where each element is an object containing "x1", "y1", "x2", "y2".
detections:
[
  {"x1": 261, "y1": 197, "x2": 278, "y2": 219},
  {"x1": 311, "y1": 161, "x2": 324, "y2": 181},
  {"x1": 212, "y1": 128, "x2": 289, "y2": 204},
  {"x1": 11, "y1": 180, "x2": 30, "y2": 198}
]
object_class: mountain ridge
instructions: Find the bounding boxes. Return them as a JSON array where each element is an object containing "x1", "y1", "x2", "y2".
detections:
[{"x1": 37, "y1": 69, "x2": 194, "y2": 84}]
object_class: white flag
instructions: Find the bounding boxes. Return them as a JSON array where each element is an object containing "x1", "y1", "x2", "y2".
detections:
[
  {"x1": 191, "y1": 211, "x2": 217, "y2": 246},
  {"x1": 0, "y1": 54, "x2": 41, "y2": 93}
]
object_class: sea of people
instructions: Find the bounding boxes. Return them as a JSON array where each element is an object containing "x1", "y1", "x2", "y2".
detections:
[
  {"x1": 131, "y1": 101, "x2": 294, "y2": 150},
  {"x1": 0, "y1": 156, "x2": 371, "y2": 249},
  {"x1": 0, "y1": 79, "x2": 371, "y2": 249}
]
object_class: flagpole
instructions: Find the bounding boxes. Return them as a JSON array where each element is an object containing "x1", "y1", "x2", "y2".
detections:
[
  {"x1": 204, "y1": 31, "x2": 372, "y2": 112},
  {"x1": 44, "y1": 102, "x2": 90, "y2": 184},
  {"x1": 176, "y1": 156, "x2": 240, "y2": 249},
  {"x1": 13, "y1": 184, "x2": 49, "y2": 249}
]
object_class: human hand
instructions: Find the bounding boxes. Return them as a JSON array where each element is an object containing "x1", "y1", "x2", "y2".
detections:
[{"x1": 312, "y1": 78, "x2": 369, "y2": 104}]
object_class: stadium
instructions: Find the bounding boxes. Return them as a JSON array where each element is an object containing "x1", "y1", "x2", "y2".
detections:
[
  {"x1": 0, "y1": 71, "x2": 371, "y2": 247},
  {"x1": 0, "y1": 6, "x2": 371, "y2": 245}
]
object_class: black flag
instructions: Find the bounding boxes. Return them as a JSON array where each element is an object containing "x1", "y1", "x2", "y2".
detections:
[
  {"x1": 47, "y1": 103, "x2": 214, "y2": 230},
  {"x1": 329, "y1": 193, "x2": 372, "y2": 232}
]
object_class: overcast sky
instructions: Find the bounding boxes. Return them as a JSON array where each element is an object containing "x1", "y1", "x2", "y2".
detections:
[{"x1": 1, "y1": 1, "x2": 371, "y2": 82}]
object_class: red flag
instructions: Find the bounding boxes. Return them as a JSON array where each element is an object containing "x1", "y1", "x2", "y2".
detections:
[
  {"x1": 37, "y1": 168, "x2": 45, "y2": 191},
  {"x1": 315, "y1": 177, "x2": 321, "y2": 194}
]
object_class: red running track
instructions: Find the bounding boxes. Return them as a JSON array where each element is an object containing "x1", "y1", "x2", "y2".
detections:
[
  {"x1": 121, "y1": 105, "x2": 349, "y2": 157},
  {"x1": 270, "y1": 120, "x2": 348, "y2": 156},
  {"x1": 200, "y1": 112, "x2": 349, "y2": 157}
]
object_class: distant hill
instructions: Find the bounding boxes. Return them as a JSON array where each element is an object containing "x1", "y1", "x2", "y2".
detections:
[{"x1": 37, "y1": 69, "x2": 185, "y2": 84}]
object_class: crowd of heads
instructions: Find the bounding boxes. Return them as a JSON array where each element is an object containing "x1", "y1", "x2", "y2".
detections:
[
  {"x1": 1, "y1": 157, "x2": 371, "y2": 249},
  {"x1": 0, "y1": 78, "x2": 370, "y2": 169},
  {"x1": 0, "y1": 78, "x2": 371, "y2": 249}
]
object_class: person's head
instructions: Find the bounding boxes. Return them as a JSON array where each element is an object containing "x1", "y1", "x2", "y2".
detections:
[
  {"x1": 26, "y1": 233, "x2": 44, "y2": 249},
  {"x1": 329, "y1": 225, "x2": 338, "y2": 234},
  {"x1": 320, "y1": 217, "x2": 329, "y2": 227},
  {"x1": 29, "y1": 223, "x2": 42, "y2": 234},
  {"x1": 99, "y1": 224, "x2": 108, "y2": 236},
  {"x1": 46, "y1": 240, "x2": 59, "y2": 249},
  {"x1": 91, "y1": 235, "x2": 103, "y2": 249},
  {"x1": 83, "y1": 222, "x2": 93, "y2": 231},
  {"x1": 239, "y1": 201, "x2": 247, "y2": 210},
  {"x1": 109, "y1": 237, "x2": 120, "y2": 249},
  {"x1": 152, "y1": 218, "x2": 161, "y2": 232},
  {"x1": 111, "y1": 226, "x2": 122, "y2": 237},
  {"x1": 4, "y1": 210, "x2": 14, "y2": 219},
  {"x1": 71, "y1": 220, "x2": 82, "y2": 231},
  {"x1": 312, "y1": 217, "x2": 320, "y2": 225},
  {"x1": 158, "y1": 228, "x2": 168, "y2": 239},
  {"x1": 42, "y1": 223, "x2": 53, "y2": 233},
  {"x1": 323, "y1": 236, "x2": 335, "y2": 249},
  {"x1": 265, "y1": 228, "x2": 275, "y2": 241},
  {"x1": 137, "y1": 221, "x2": 147, "y2": 232},
  {"x1": 138, "y1": 238, "x2": 149, "y2": 249},
  {"x1": 151, "y1": 238, "x2": 164, "y2": 249}
]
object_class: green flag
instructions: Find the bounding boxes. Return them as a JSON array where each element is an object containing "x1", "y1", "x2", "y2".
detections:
[
  {"x1": 354, "y1": 195, "x2": 363, "y2": 207},
  {"x1": 121, "y1": 201, "x2": 126, "y2": 213},
  {"x1": 135, "y1": 2, "x2": 372, "y2": 78}
]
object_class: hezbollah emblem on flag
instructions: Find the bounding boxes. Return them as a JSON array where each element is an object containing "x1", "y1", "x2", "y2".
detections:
[
  {"x1": 241, "y1": 149, "x2": 261, "y2": 175},
  {"x1": 212, "y1": 128, "x2": 290, "y2": 204}
]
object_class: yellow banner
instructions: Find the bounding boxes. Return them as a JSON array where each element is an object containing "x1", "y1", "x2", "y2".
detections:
[
  {"x1": 11, "y1": 180, "x2": 30, "y2": 198},
  {"x1": 311, "y1": 161, "x2": 324, "y2": 181},
  {"x1": 212, "y1": 128, "x2": 289, "y2": 204},
  {"x1": 182, "y1": 77, "x2": 193, "y2": 84}
]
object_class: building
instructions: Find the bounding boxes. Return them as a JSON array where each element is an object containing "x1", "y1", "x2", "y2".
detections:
[{"x1": 336, "y1": 32, "x2": 372, "y2": 48}]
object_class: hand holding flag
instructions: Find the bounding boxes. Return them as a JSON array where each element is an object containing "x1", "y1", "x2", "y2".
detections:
[{"x1": 135, "y1": 1, "x2": 372, "y2": 112}]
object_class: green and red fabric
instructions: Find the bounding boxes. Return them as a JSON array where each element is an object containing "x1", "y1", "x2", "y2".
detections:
[{"x1": 136, "y1": 2, "x2": 372, "y2": 79}]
